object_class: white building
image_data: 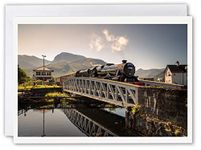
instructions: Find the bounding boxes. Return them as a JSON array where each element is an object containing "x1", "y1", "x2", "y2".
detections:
[
  {"x1": 33, "y1": 66, "x2": 54, "y2": 81},
  {"x1": 164, "y1": 63, "x2": 187, "y2": 85}
]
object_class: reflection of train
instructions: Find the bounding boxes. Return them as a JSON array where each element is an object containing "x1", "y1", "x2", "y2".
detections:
[{"x1": 56, "y1": 60, "x2": 140, "y2": 85}]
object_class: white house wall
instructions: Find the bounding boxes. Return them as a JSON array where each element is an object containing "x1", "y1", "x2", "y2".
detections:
[
  {"x1": 165, "y1": 68, "x2": 172, "y2": 84},
  {"x1": 165, "y1": 68, "x2": 187, "y2": 85}
]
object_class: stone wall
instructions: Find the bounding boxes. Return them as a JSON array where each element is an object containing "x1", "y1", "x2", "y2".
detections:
[{"x1": 131, "y1": 87, "x2": 187, "y2": 136}]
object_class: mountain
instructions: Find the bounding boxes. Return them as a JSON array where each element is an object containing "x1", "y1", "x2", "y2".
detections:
[
  {"x1": 48, "y1": 52, "x2": 106, "y2": 77},
  {"x1": 18, "y1": 55, "x2": 51, "y2": 77},
  {"x1": 136, "y1": 68, "x2": 165, "y2": 80},
  {"x1": 18, "y1": 52, "x2": 106, "y2": 77},
  {"x1": 154, "y1": 71, "x2": 165, "y2": 81},
  {"x1": 52, "y1": 52, "x2": 86, "y2": 64}
]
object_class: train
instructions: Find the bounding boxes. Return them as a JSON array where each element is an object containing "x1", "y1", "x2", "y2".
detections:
[{"x1": 56, "y1": 60, "x2": 141, "y2": 85}]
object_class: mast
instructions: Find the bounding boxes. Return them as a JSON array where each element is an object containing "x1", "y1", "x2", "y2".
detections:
[{"x1": 42, "y1": 55, "x2": 46, "y2": 84}]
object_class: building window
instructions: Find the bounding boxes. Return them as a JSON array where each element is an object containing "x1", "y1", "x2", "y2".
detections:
[
  {"x1": 36, "y1": 72, "x2": 40, "y2": 75},
  {"x1": 42, "y1": 72, "x2": 46, "y2": 75},
  {"x1": 47, "y1": 72, "x2": 51, "y2": 76}
]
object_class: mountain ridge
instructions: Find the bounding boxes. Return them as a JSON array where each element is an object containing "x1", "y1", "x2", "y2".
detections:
[
  {"x1": 18, "y1": 52, "x2": 165, "y2": 79},
  {"x1": 135, "y1": 68, "x2": 165, "y2": 79},
  {"x1": 52, "y1": 52, "x2": 86, "y2": 64},
  {"x1": 18, "y1": 52, "x2": 106, "y2": 77}
]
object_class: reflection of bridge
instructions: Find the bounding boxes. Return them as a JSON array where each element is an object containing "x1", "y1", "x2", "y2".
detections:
[
  {"x1": 63, "y1": 108, "x2": 117, "y2": 136},
  {"x1": 63, "y1": 77, "x2": 139, "y2": 107}
]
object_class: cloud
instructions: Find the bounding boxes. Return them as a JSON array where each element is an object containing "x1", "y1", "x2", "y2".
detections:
[
  {"x1": 102, "y1": 29, "x2": 115, "y2": 42},
  {"x1": 111, "y1": 36, "x2": 128, "y2": 52},
  {"x1": 89, "y1": 34, "x2": 104, "y2": 52},
  {"x1": 89, "y1": 29, "x2": 129, "y2": 52}
]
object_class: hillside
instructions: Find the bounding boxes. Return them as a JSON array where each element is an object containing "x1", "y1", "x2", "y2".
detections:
[
  {"x1": 18, "y1": 52, "x2": 106, "y2": 77},
  {"x1": 18, "y1": 55, "x2": 51, "y2": 77},
  {"x1": 136, "y1": 68, "x2": 164, "y2": 79},
  {"x1": 47, "y1": 52, "x2": 106, "y2": 77},
  {"x1": 52, "y1": 52, "x2": 86, "y2": 64}
]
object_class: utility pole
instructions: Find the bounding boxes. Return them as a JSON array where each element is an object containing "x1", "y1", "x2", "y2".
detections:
[
  {"x1": 42, "y1": 55, "x2": 46, "y2": 68},
  {"x1": 42, "y1": 55, "x2": 46, "y2": 85}
]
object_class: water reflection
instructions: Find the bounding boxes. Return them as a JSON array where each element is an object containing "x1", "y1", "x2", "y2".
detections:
[
  {"x1": 63, "y1": 108, "x2": 116, "y2": 136},
  {"x1": 103, "y1": 108, "x2": 126, "y2": 117},
  {"x1": 18, "y1": 108, "x2": 86, "y2": 137},
  {"x1": 18, "y1": 98, "x2": 138, "y2": 137}
]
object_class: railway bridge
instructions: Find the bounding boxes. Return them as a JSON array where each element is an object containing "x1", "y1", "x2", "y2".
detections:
[
  {"x1": 63, "y1": 77, "x2": 184, "y2": 108},
  {"x1": 63, "y1": 77, "x2": 187, "y2": 136},
  {"x1": 63, "y1": 77, "x2": 141, "y2": 107}
]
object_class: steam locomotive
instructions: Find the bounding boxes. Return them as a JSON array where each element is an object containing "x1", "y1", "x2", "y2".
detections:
[
  {"x1": 75, "y1": 60, "x2": 138, "y2": 83},
  {"x1": 56, "y1": 60, "x2": 140, "y2": 85}
]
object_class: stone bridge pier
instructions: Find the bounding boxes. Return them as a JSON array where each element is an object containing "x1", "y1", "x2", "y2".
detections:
[{"x1": 125, "y1": 88, "x2": 187, "y2": 136}]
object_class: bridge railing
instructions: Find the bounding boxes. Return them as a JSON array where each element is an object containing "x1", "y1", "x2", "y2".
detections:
[{"x1": 63, "y1": 77, "x2": 140, "y2": 107}]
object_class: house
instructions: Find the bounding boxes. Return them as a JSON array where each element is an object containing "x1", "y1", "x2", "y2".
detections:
[
  {"x1": 33, "y1": 66, "x2": 54, "y2": 81},
  {"x1": 164, "y1": 62, "x2": 187, "y2": 85}
]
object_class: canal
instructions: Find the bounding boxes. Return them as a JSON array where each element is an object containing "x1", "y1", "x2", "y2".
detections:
[{"x1": 18, "y1": 97, "x2": 138, "y2": 137}]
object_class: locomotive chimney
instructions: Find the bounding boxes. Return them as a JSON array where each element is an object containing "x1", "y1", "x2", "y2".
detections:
[{"x1": 122, "y1": 60, "x2": 127, "y2": 64}]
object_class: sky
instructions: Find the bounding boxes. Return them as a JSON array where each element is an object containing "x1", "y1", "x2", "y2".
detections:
[{"x1": 18, "y1": 24, "x2": 187, "y2": 69}]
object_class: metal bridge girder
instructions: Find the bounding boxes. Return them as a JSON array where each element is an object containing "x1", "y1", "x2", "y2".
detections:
[{"x1": 64, "y1": 77, "x2": 139, "y2": 107}]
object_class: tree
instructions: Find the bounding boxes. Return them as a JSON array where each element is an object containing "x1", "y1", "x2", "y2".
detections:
[{"x1": 18, "y1": 65, "x2": 30, "y2": 84}]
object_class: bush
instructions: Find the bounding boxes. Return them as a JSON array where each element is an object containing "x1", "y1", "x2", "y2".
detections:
[{"x1": 18, "y1": 65, "x2": 30, "y2": 84}]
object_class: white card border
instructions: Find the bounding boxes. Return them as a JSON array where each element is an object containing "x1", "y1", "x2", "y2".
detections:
[{"x1": 13, "y1": 16, "x2": 192, "y2": 144}]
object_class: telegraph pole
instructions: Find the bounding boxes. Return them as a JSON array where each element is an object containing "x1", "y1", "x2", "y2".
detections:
[
  {"x1": 42, "y1": 55, "x2": 46, "y2": 68},
  {"x1": 42, "y1": 55, "x2": 46, "y2": 85}
]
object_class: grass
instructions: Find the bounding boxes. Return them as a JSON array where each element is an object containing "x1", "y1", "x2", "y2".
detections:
[
  {"x1": 45, "y1": 92, "x2": 69, "y2": 98},
  {"x1": 18, "y1": 85, "x2": 61, "y2": 90},
  {"x1": 131, "y1": 104, "x2": 141, "y2": 114}
]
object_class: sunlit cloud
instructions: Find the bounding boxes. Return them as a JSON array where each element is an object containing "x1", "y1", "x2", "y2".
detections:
[
  {"x1": 111, "y1": 36, "x2": 128, "y2": 52},
  {"x1": 89, "y1": 34, "x2": 105, "y2": 52},
  {"x1": 102, "y1": 29, "x2": 115, "y2": 42},
  {"x1": 90, "y1": 29, "x2": 129, "y2": 52}
]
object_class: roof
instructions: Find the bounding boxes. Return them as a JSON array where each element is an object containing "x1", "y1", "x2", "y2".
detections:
[
  {"x1": 166, "y1": 65, "x2": 187, "y2": 73},
  {"x1": 33, "y1": 66, "x2": 54, "y2": 72}
]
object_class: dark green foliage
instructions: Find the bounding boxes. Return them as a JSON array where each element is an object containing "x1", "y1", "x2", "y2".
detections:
[{"x1": 18, "y1": 65, "x2": 30, "y2": 84}]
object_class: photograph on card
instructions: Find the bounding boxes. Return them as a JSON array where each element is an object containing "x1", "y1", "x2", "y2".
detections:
[{"x1": 17, "y1": 23, "x2": 188, "y2": 137}]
